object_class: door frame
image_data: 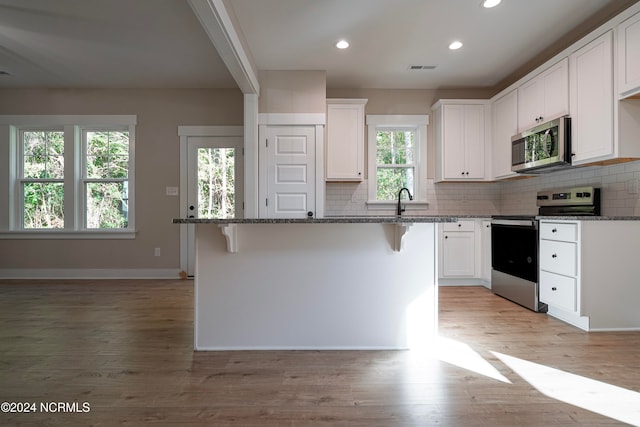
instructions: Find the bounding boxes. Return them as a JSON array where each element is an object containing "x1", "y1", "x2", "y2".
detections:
[{"x1": 178, "y1": 126, "x2": 243, "y2": 276}]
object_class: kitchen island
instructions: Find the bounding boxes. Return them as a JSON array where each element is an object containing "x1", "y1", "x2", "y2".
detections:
[{"x1": 173, "y1": 216, "x2": 456, "y2": 350}]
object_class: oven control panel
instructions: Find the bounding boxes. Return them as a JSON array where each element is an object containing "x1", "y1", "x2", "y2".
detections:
[{"x1": 536, "y1": 186, "x2": 598, "y2": 206}]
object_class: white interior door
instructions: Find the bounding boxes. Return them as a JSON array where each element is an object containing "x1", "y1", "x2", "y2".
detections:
[
  {"x1": 186, "y1": 136, "x2": 243, "y2": 276},
  {"x1": 263, "y1": 126, "x2": 315, "y2": 218}
]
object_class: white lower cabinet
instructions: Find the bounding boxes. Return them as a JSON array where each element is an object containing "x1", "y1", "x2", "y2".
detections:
[
  {"x1": 539, "y1": 220, "x2": 640, "y2": 331},
  {"x1": 539, "y1": 270, "x2": 577, "y2": 313},
  {"x1": 439, "y1": 218, "x2": 490, "y2": 286},
  {"x1": 539, "y1": 220, "x2": 584, "y2": 327}
]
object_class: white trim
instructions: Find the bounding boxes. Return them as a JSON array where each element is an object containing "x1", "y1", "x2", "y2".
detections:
[
  {"x1": 188, "y1": 0, "x2": 260, "y2": 94},
  {"x1": 366, "y1": 114, "x2": 429, "y2": 126},
  {"x1": 194, "y1": 345, "x2": 404, "y2": 351},
  {"x1": 365, "y1": 200, "x2": 429, "y2": 210},
  {"x1": 178, "y1": 125, "x2": 245, "y2": 275},
  {"x1": 0, "y1": 230, "x2": 136, "y2": 239},
  {"x1": 244, "y1": 94, "x2": 259, "y2": 218},
  {"x1": 366, "y1": 116, "x2": 429, "y2": 204},
  {"x1": 0, "y1": 115, "x2": 137, "y2": 126},
  {"x1": 258, "y1": 113, "x2": 325, "y2": 126},
  {"x1": 0, "y1": 268, "x2": 181, "y2": 279},
  {"x1": 2, "y1": 117, "x2": 137, "y2": 234},
  {"x1": 315, "y1": 124, "x2": 325, "y2": 218}
]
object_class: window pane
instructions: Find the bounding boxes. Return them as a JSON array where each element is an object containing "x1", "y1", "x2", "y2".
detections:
[
  {"x1": 86, "y1": 181, "x2": 129, "y2": 229},
  {"x1": 376, "y1": 167, "x2": 414, "y2": 201},
  {"x1": 376, "y1": 129, "x2": 415, "y2": 165},
  {"x1": 198, "y1": 147, "x2": 235, "y2": 219},
  {"x1": 22, "y1": 131, "x2": 64, "y2": 179},
  {"x1": 86, "y1": 131, "x2": 129, "y2": 179},
  {"x1": 22, "y1": 182, "x2": 64, "y2": 229}
]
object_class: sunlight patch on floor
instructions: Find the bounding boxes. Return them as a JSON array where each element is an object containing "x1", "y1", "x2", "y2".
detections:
[
  {"x1": 493, "y1": 351, "x2": 640, "y2": 425},
  {"x1": 433, "y1": 337, "x2": 511, "y2": 383}
]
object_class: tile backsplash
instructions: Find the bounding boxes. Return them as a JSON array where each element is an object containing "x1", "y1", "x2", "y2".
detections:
[{"x1": 325, "y1": 159, "x2": 640, "y2": 217}]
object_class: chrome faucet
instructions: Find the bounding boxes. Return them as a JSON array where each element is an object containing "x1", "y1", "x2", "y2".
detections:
[{"x1": 397, "y1": 187, "x2": 413, "y2": 216}]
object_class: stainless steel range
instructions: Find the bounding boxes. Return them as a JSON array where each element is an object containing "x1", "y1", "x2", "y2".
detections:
[{"x1": 490, "y1": 186, "x2": 601, "y2": 312}]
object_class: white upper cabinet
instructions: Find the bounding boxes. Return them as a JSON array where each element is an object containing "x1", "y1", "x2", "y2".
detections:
[
  {"x1": 618, "y1": 11, "x2": 640, "y2": 98},
  {"x1": 433, "y1": 100, "x2": 489, "y2": 182},
  {"x1": 570, "y1": 31, "x2": 614, "y2": 165},
  {"x1": 517, "y1": 58, "x2": 569, "y2": 132},
  {"x1": 491, "y1": 89, "x2": 518, "y2": 180},
  {"x1": 325, "y1": 99, "x2": 367, "y2": 181}
]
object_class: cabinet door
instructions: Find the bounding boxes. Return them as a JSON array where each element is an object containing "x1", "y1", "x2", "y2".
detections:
[
  {"x1": 492, "y1": 90, "x2": 518, "y2": 179},
  {"x1": 541, "y1": 58, "x2": 569, "y2": 123},
  {"x1": 463, "y1": 105, "x2": 485, "y2": 179},
  {"x1": 618, "y1": 11, "x2": 640, "y2": 98},
  {"x1": 326, "y1": 101, "x2": 365, "y2": 181},
  {"x1": 570, "y1": 31, "x2": 614, "y2": 164},
  {"x1": 442, "y1": 105, "x2": 466, "y2": 179},
  {"x1": 442, "y1": 231, "x2": 476, "y2": 277},
  {"x1": 518, "y1": 77, "x2": 543, "y2": 131},
  {"x1": 517, "y1": 59, "x2": 568, "y2": 132}
]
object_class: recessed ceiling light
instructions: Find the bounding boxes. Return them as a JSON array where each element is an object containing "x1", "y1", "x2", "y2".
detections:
[
  {"x1": 336, "y1": 40, "x2": 350, "y2": 49},
  {"x1": 482, "y1": 0, "x2": 501, "y2": 7},
  {"x1": 449, "y1": 41, "x2": 463, "y2": 50}
]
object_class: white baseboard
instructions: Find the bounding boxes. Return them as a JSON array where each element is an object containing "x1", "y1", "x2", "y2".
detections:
[
  {"x1": 0, "y1": 268, "x2": 181, "y2": 280},
  {"x1": 438, "y1": 278, "x2": 489, "y2": 287}
]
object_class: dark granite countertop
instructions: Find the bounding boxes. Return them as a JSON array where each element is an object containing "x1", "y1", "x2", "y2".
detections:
[
  {"x1": 172, "y1": 216, "x2": 459, "y2": 224},
  {"x1": 537, "y1": 216, "x2": 640, "y2": 221}
]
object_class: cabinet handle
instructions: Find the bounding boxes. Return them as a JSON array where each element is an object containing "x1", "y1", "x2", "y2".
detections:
[
  {"x1": 358, "y1": 172, "x2": 362, "y2": 175},
  {"x1": 552, "y1": 228, "x2": 557, "y2": 233},
  {"x1": 552, "y1": 287, "x2": 557, "y2": 291},
  {"x1": 445, "y1": 235, "x2": 448, "y2": 239},
  {"x1": 458, "y1": 223, "x2": 462, "y2": 227},
  {"x1": 552, "y1": 254, "x2": 557, "y2": 258}
]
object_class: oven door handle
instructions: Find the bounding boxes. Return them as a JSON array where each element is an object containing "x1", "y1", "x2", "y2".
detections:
[{"x1": 491, "y1": 219, "x2": 536, "y2": 227}]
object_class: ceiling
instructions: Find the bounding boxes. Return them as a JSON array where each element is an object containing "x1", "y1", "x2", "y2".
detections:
[{"x1": 0, "y1": 0, "x2": 637, "y2": 91}]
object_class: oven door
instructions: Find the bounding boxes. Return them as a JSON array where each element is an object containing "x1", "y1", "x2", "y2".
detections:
[
  {"x1": 491, "y1": 218, "x2": 545, "y2": 312},
  {"x1": 491, "y1": 219, "x2": 538, "y2": 282}
]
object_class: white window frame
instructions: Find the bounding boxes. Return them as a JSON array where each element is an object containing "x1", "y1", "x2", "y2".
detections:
[
  {"x1": 0, "y1": 115, "x2": 136, "y2": 239},
  {"x1": 366, "y1": 115, "x2": 429, "y2": 210}
]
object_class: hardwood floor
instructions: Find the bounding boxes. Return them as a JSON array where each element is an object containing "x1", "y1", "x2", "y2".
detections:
[{"x1": 1, "y1": 280, "x2": 639, "y2": 426}]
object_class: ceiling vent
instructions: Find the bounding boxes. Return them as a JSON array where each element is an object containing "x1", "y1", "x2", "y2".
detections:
[{"x1": 408, "y1": 65, "x2": 437, "y2": 70}]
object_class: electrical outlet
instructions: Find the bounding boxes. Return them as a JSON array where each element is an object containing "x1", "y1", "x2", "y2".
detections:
[
  {"x1": 628, "y1": 179, "x2": 639, "y2": 195},
  {"x1": 154, "y1": 247, "x2": 161, "y2": 257}
]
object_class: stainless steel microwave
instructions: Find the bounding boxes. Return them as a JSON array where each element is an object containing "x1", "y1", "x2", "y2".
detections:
[{"x1": 511, "y1": 116, "x2": 572, "y2": 174}]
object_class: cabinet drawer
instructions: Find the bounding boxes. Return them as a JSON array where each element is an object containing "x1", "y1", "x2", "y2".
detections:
[
  {"x1": 443, "y1": 221, "x2": 475, "y2": 232},
  {"x1": 540, "y1": 270, "x2": 577, "y2": 313},
  {"x1": 539, "y1": 222, "x2": 578, "y2": 241},
  {"x1": 540, "y1": 239, "x2": 577, "y2": 276}
]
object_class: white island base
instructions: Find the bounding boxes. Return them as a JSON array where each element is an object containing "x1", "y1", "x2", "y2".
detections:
[{"x1": 193, "y1": 222, "x2": 440, "y2": 350}]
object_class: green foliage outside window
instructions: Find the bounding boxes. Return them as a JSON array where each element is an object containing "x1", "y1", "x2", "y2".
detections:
[
  {"x1": 22, "y1": 131, "x2": 65, "y2": 228},
  {"x1": 376, "y1": 129, "x2": 416, "y2": 200},
  {"x1": 197, "y1": 148, "x2": 235, "y2": 219},
  {"x1": 85, "y1": 131, "x2": 129, "y2": 228}
]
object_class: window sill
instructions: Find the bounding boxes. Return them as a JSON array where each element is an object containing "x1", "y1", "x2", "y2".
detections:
[
  {"x1": 366, "y1": 200, "x2": 429, "y2": 211},
  {"x1": 0, "y1": 230, "x2": 137, "y2": 240}
]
